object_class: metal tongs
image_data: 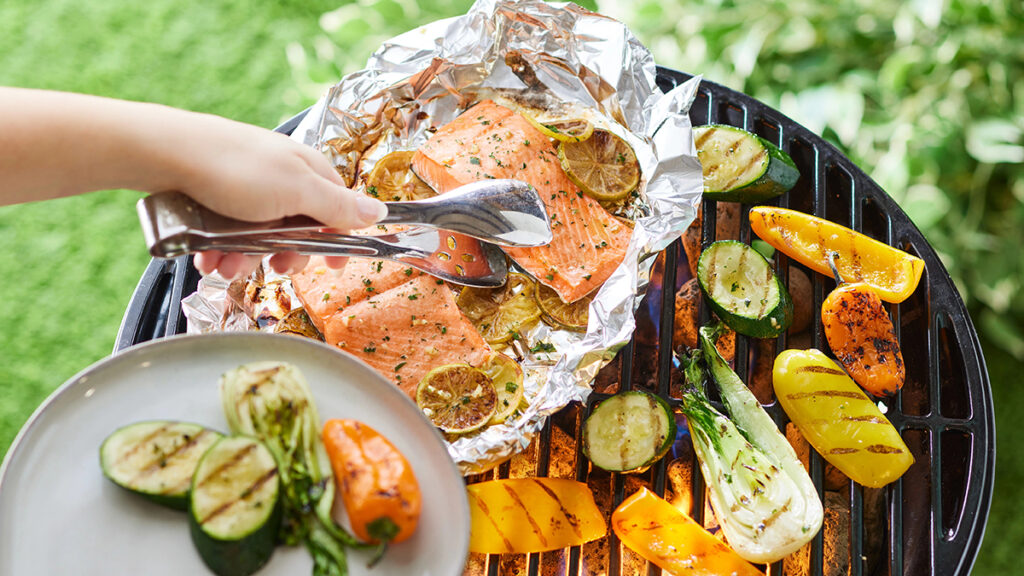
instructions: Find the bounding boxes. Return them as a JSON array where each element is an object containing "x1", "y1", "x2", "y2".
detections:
[{"x1": 136, "y1": 179, "x2": 551, "y2": 287}]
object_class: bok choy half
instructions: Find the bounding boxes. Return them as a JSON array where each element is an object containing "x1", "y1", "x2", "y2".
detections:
[
  {"x1": 220, "y1": 361, "x2": 365, "y2": 576},
  {"x1": 676, "y1": 324, "x2": 822, "y2": 563}
]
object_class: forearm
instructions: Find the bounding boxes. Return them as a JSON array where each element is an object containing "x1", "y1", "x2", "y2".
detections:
[{"x1": 0, "y1": 87, "x2": 193, "y2": 205}]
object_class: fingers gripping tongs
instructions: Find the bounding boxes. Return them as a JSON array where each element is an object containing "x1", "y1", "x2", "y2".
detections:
[{"x1": 136, "y1": 179, "x2": 551, "y2": 288}]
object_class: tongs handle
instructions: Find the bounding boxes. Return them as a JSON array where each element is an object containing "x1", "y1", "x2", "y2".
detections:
[{"x1": 135, "y1": 192, "x2": 407, "y2": 259}]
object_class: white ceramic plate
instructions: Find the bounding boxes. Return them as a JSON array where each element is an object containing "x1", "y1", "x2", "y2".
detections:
[{"x1": 0, "y1": 333, "x2": 469, "y2": 576}]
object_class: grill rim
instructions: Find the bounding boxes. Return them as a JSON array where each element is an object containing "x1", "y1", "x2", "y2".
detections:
[{"x1": 115, "y1": 67, "x2": 995, "y2": 576}]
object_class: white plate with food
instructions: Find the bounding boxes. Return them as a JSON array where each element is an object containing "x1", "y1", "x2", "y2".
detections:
[{"x1": 0, "y1": 332, "x2": 469, "y2": 576}]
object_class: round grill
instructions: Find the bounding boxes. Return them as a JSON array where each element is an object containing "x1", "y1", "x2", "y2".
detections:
[{"x1": 117, "y1": 67, "x2": 995, "y2": 576}]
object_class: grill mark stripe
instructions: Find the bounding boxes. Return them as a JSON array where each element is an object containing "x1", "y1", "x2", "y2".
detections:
[
  {"x1": 114, "y1": 424, "x2": 172, "y2": 465},
  {"x1": 795, "y1": 365, "x2": 848, "y2": 376},
  {"x1": 720, "y1": 147, "x2": 767, "y2": 191},
  {"x1": 502, "y1": 484, "x2": 548, "y2": 547},
  {"x1": 866, "y1": 444, "x2": 905, "y2": 454},
  {"x1": 195, "y1": 443, "x2": 258, "y2": 489},
  {"x1": 758, "y1": 252, "x2": 774, "y2": 317},
  {"x1": 786, "y1": 390, "x2": 864, "y2": 400},
  {"x1": 130, "y1": 429, "x2": 214, "y2": 485},
  {"x1": 694, "y1": 127, "x2": 716, "y2": 149},
  {"x1": 617, "y1": 401, "x2": 629, "y2": 470},
  {"x1": 531, "y1": 479, "x2": 584, "y2": 539},
  {"x1": 199, "y1": 467, "x2": 278, "y2": 525},
  {"x1": 470, "y1": 492, "x2": 515, "y2": 553},
  {"x1": 841, "y1": 415, "x2": 886, "y2": 424},
  {"x1": 829, "y1": 447, "x2": 860, "y2": 455}
]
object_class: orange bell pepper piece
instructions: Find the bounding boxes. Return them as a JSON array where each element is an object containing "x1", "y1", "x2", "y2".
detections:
[
  {"x1": 821, "y1": 283, "x2": 905, "y2": 396},
  {"x1": 749, "y1": 207, "x2": 924, "y2": 303},
  {"x1": 612, "y1": 487, "x2": 763, "y2": 576},
  {"x1": 322, "y1": 419, "x2": 421, "y2": 564},
  {"x1": 466, "y1": 478, "x2": 606, "y2": 554}
]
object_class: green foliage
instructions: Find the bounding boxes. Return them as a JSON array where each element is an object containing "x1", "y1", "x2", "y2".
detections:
[{"x1": 597, "y1": 0, "x2": 1024, "y2": 359}]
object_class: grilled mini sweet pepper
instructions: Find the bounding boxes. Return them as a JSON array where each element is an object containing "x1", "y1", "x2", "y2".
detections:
[
  {"x1": 749, "y1": 206, "x2": 924, "y2": 303},
  {"x1": 822, "y1": 282, "x2": 905, "y2": 396},
  {"x1": 321, "y1": 419, "x2": 421, "y2": 565},
  {"x1": 773, "y1": 349, "x2": 914, "y2": 488},
  {"x1": 612, "y1": 487, "x2": 763, "y2": 576},
  {"x1": 466, "y1": 478, "x2": 606, "y2": 554}
]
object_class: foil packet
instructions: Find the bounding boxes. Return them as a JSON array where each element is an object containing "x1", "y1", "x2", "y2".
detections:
[{"x1": 183, "y1": 0, "x2": 703, "y2": 475}]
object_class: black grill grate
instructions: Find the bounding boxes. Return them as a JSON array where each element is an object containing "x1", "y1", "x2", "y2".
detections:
[{"x1": 116, "y1": 68, "x2": 994, "y2": 576}]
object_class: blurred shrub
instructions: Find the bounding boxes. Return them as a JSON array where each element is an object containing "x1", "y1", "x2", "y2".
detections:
[{"x1": 288, "y1": 0, "x2": 1024, "y2": 358}]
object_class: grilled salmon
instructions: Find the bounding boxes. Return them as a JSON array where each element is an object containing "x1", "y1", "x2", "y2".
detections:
[
  {"x1": 291, "y1": 256, "x2": 421, "y2": 334},
  {"x1": 323, "y1": 274, "x2": 491, "y2": 398},
  {"x1": 412, "y1": 99, "x2": 632, "y2": 303}
]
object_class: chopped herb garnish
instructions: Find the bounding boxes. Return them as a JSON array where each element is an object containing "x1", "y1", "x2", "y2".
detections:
[
  {"x1": 505, "y1": 382, "x2": 518, "y2": 393},
  {"x1": 404, "y1": 268, "x2": 413, "y2": 276},
  {"x1": 530, "y1": 341, "x2": 557, "y2": 353},
  {"x1": 321, "y1": 292, "x2": 331, "y2": 302},
  {"x1": 408, "y1": 294, "x2": 419, "y2": 300},
  {"x1": 367, "y1": 186, "x2": 379, "y2": 198},
  {"x1": 394, "y1": 361, "x2": 407, "y2": 372},
  {"x1": 363, "y1": 345, "x2": 376, "y2": 353},
  {"x1": 469, "y1": 157, "x2": 481, "y2": 165}
]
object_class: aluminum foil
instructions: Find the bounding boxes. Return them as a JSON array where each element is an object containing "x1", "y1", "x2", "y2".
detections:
[{"x1": 183, "y1": 0, "x2": 703, "y2": 475}]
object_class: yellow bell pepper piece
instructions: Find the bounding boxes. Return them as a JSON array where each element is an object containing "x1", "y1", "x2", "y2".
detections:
[
  {"x1": 612, "y1": 487, "x2": 763, "y2": 576},
  {"x1": 466, "y1": 478, "x2": 606, "y2": 554},
  {"x1": 773, "y1": 349, "x2": 914, "y2": 488},
  {"x1": 749, "y1": 206, "x2": 924, "y2": 303}
]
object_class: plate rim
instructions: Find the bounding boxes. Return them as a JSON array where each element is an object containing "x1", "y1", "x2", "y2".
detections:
[{"x1": 0, "y1": 331, "x2": 469, "y2": 575}]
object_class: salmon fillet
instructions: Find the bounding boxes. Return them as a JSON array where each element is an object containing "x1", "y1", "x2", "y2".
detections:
[
  {"x1": 412, "y1": 99, "x2": 632, "y2": 303},
  {"x1": 323, "y1": 274, "x2": 491, "y2": 398},
  {"x1": 291, "y1": 256, "x2": 421, "y2": 333}
]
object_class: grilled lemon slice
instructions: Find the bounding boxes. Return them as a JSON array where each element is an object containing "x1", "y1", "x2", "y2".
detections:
[
  {"x1": 416, "y1": 364, "x2": 497, "y2": 434},
  {"x1": 366, "y1": 150, "x2": 436, "y2": 201},
  {"x1": 535, "y1": 282, "x2": 592, "y2": 332},
  {"x1": 558, "y1": 129, "x2": 640, "y2": 202},
  {"x1": 524, "y1": 114, "x2": 594, "y2": 143},
  {"x1": 480, "y1": 353, "x2": 525, "y2": 424},
  {"x1": 457, "y1": 273, "x2": 541, "y2": 344}
]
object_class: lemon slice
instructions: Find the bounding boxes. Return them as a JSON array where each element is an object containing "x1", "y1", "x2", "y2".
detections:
[
  {"x1": 366, "y1": 150, "x2": 436, "y2": 201},
  {"x1": 457, "y1": 273, "x2": 541, "y2": 344},
  {"x1": 415, "y1": 364, "x2": 497, "y2": 434},
  {"x1": 524, "y1": 114, "x2": 594, "y2": 143},
  {"x1": 557, "y1": 129, "x2": 640, "y2": 202},
  {"x1": 481, "y1": 353, "x2": 525, "y2": 424},
  {"x1": 535, "y1": 282, "x2": 592, "y2": 332}
]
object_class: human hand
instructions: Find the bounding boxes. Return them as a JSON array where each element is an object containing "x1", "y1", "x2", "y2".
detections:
[
  {"x1": 0, "y1": 89, "x2": 387, "y2": 278},
  {"x1": 151, "y1": 112, "x2": 387, "y2": 279}
]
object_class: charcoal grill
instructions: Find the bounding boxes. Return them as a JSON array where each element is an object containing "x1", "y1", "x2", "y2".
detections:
[{"x1": 116, "y1": 68, "x2": 994, "y2": 576}]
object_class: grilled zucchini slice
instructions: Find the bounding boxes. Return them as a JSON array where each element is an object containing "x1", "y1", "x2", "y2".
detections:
[
  {"x1": 583, "y1": 391, "x2": 677, "y2": 472},
  {"x1": 697, "y1": 240, "x2": 793, "y2": 338},
  {"x1": 189, "y1": 435, "x2": 281, "y2": 576},
  {"x1": 694, "y1": 124, "x2": 799, "y2": 202},
  {"x1": 99, "y1": 420, "x2": 222, "y2": 510}
]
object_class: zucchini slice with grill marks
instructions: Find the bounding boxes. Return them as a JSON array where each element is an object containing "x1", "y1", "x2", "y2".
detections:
[
  {"x1": 189, "y1": 435, "x2": 281, "y2": 576},
  {"x1": 583, "y1": 391, "x2": 677, "y2": 472},
  {"x1": 694, "y1": 124, "x2": 799, "y2": 202},
  {"x1": 697, "y1": 240, "x2": 793, "y2": 338},
  {"x1": 99, "y1": 420, "x2": 222, "y2": 510}
]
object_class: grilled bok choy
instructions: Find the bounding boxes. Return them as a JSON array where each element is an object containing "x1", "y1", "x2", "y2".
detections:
[
  {"x1": 220, "y1": 361, "x2": 363, "y2": 576},
  {"x1": 676, "y1": 325, "x2": 822, "y2": 563}
]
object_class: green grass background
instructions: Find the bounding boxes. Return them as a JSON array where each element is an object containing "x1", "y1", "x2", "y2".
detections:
[{"x1": 0, "y1": 0, "x2": 1018, "y2": 573}]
